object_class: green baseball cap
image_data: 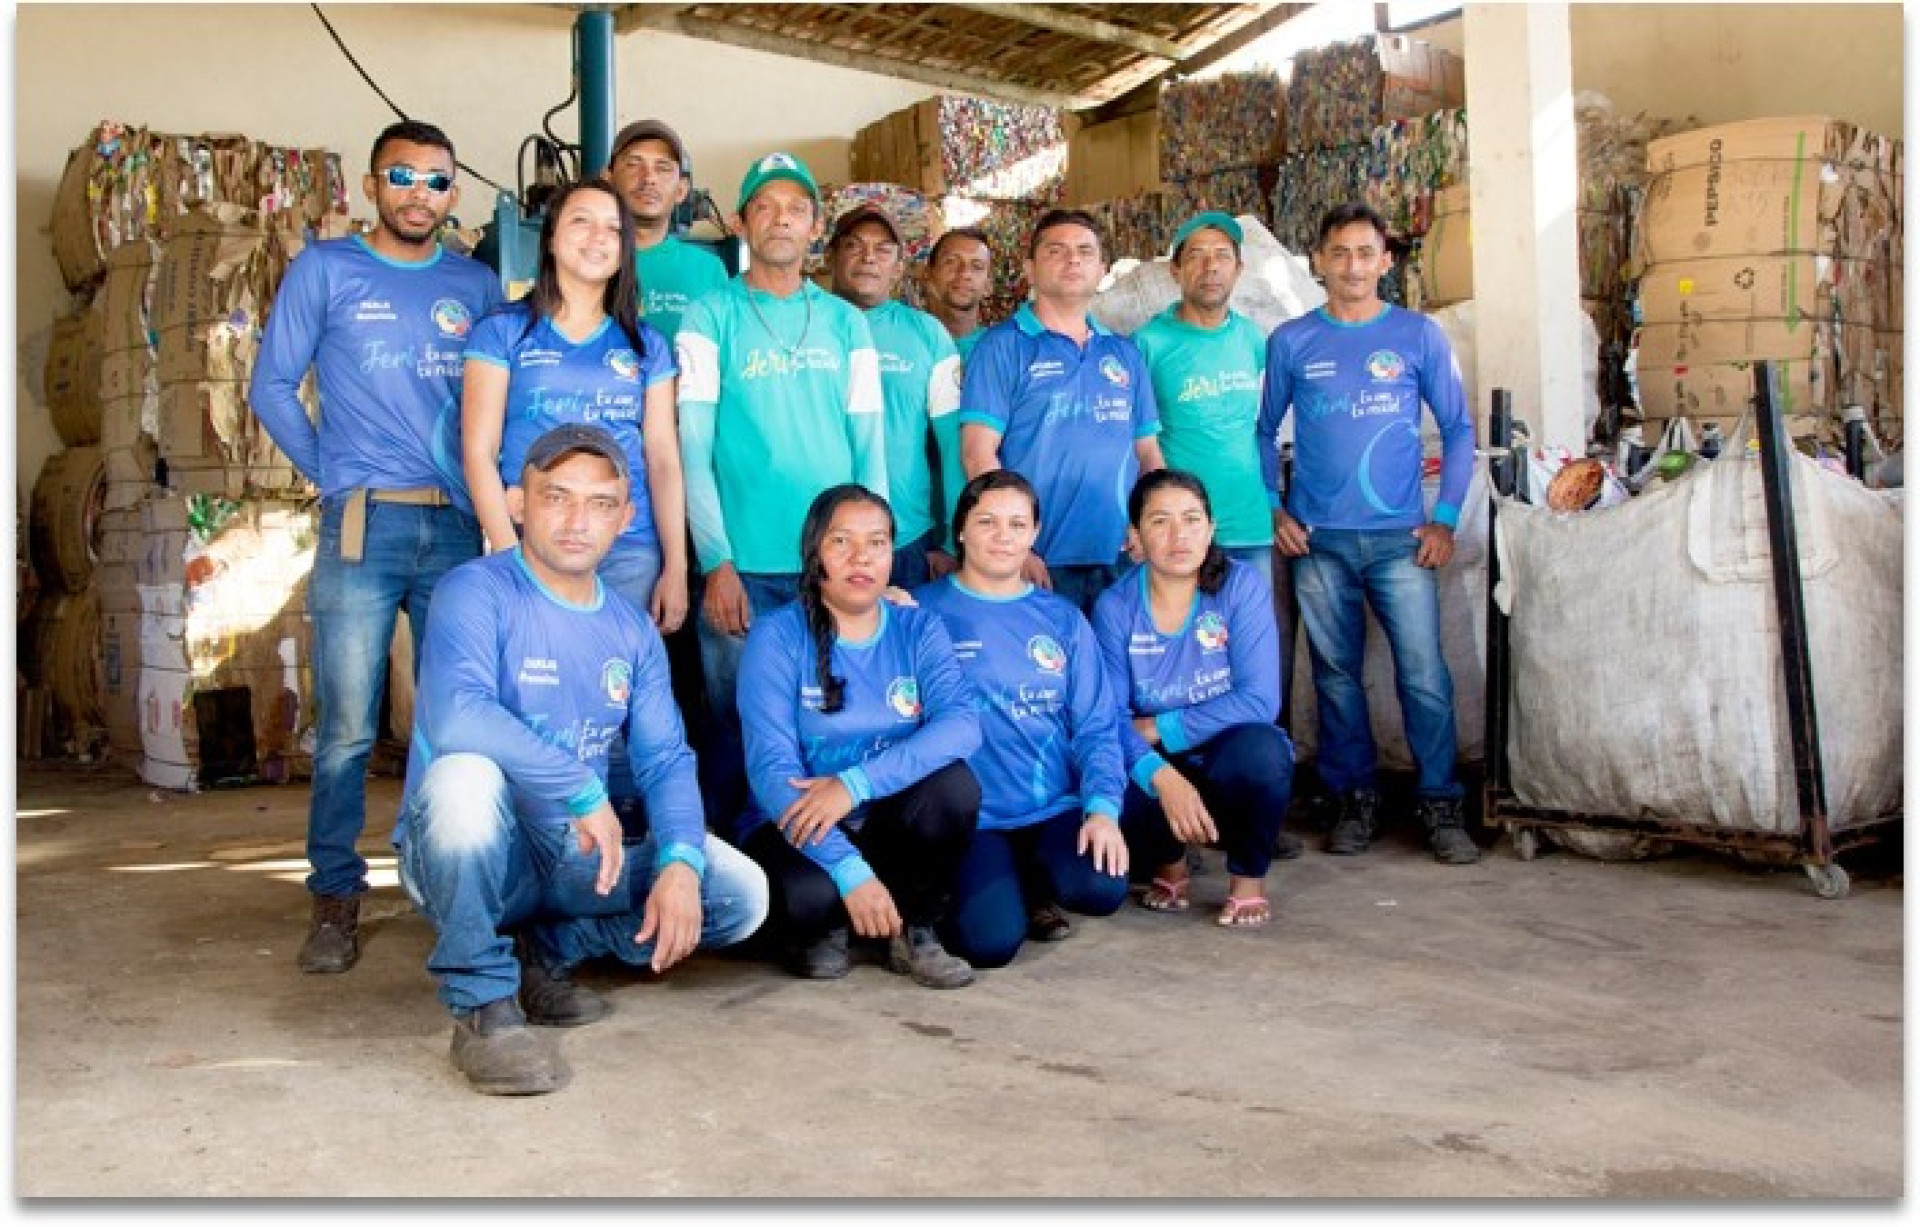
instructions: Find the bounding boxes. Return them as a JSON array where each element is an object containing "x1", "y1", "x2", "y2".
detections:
[
  {"x1": 1169, "y1": 211, "x2": 1243, "y2": 259},
  {"x1": 737, "y1": 151, "x2": 821, "y2": 213}
]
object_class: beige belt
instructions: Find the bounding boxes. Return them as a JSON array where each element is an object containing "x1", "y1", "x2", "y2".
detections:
[{"x1": 339, "y1": 487, "x2": 455, "y2": 562}]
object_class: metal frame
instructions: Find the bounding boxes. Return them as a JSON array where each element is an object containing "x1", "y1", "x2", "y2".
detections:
[{"x1": 1480, "y1": 362, "x2": 1900, "y2": 899}]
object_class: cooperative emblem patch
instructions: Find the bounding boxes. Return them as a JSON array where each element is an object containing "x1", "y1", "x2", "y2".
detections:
[
  {"x1": 602, "y1": 659, "x2": 633, "y2": 707},
  {"x1": 431, "y1": 298, "x2": 473, "y2": 339},
  {"x1": 1365, "y1": 349, "x2": 1405, "y2": 381},
  {"x1": 1194, "y1": 611, "x2": 1229, "y2": 651},
  {"x1": 1027, "y1": 634, "x2": 1066, "y2": 675},
  {"x1": 886, "y1": 676, "x2": 923, "y2": 719},
  {"x1": 605, "y1": 349, "x2": 641, "y2": 380},
  {"x1": 1099, "y1": 355, "x2": 1131, "y2": 388}
]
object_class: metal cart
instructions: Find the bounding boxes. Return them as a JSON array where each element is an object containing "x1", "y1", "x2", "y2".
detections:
[{"x1": 1480, "y1": 364, "x2": 1901, "y2": 899}]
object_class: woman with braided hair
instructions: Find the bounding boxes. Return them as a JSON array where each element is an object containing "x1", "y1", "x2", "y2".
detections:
[{"x1": 736, "y1": 484, "x2": 983, "y2": 987}]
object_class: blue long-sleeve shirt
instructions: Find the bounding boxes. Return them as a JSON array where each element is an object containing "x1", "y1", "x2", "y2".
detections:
[
  {"x1": 736, "y1": 600, "x2": 981, "y2": 894},
  {"x1": 1090, "y1": 559, "x2": 1280, "y2": 795},
  {"x1": 1256, "y1": 304, "x2": 1475, "y2": 531},
  {"x1": 915, "y1": 577, "x2": 1124, "y2": 831},
  {"x1": 249, "y1": 235, "x2": 504, "y2": 500},
  {"x1": 396, "y1": 549, "x2": 707, "y2": 877}
]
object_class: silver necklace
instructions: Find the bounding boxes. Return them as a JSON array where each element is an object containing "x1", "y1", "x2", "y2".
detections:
[{"x1": 745, "y1": 281, "x2": 812, "y2": 362}]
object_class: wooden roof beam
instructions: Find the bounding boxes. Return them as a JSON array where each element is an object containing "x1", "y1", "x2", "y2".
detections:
[
  {"x1": 1085, "y1": 1, "x2": 1311, "y2": 123},
  {"x1": 619, "y1": 6, "x2": 1095, "y2": 110},
  {"x1": 948, "y1": 3, "x2": 1188, "y2": 62}
]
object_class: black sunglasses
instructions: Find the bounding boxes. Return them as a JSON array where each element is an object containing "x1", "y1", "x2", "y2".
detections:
[{"x1": 381, "y1": 166, "x2": 454, "y2": 194}]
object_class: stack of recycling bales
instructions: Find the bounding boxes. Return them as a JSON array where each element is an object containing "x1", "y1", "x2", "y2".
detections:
[
  {"x1": 35, "y1": 118, "x2": 348, "y2": 783},
  {"x1": 1158, "y1": 71, "x2": 1286, "y2": 240},
  {"x1": 1272, "y1": 35, "x2": 1464, "y2": 304},
  {"x1": 1629, "y1": 115, "x2": 1904, "y2": 450},
  {"x1": 851, "y1": 95, "x2": 1067, "y2": 326}
]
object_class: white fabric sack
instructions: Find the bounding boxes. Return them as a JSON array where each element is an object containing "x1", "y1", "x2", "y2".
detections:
[
  {"x1": 1288, "y1": 459, "x2": 1491, "y2": 769},
  {"x1": 1426, "y1": 301, "x2": 1602, "y2": 447},
  {"x1": 1494, "y1": 451, "x2": 1903, "y2": 833},
  {"x1": 1092, "y1": 214, "x2": 1326, "y2": 338}
]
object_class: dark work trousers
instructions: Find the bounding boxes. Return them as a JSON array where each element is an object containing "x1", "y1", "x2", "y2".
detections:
[
  {"x1": 940, "y1": 807, "x2": 1129, "y2": 969},
  {"x1": 1120, "y1": 722, "x2": 1294, "y2": 881},
  {"x1": 743, "y1": 760, "x2": 981, "y2": 947}
]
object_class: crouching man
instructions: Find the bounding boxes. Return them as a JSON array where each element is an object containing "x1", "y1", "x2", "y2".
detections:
[{"x1": 395, "y1": 423, "x2": 768, "y2": 1095}]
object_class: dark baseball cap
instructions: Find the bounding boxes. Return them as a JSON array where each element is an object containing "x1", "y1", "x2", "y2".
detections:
[
  {"x1": 828, "y1": 201, "x2": 903, "y2": 248},
  {"x1": 522, "y1": 423, "x2": 631, "y2": 486},
  {"x1": 609, "y1": 119, "x2": 688, "y2": 172}
]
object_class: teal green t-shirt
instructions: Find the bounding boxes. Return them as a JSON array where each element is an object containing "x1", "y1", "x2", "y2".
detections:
[
  {"x1": 676, "y1": 278, "x2": 888, "y2": 575},
  {"x1": 1131, "y1": 305, "x2": 1271, "y2": 550},
  {"x1": 635, "y1": 235, "x2": 730, "y2": 341},
  {"x1": 954, "y1": 327, "x2": 985, "y2": 364},
  {"x1": 865, "y1": 300, "x2": 963, "y2": 548}
]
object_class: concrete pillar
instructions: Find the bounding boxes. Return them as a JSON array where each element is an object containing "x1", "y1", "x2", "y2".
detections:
[{"x1": 1460, "y1": 3, "x2": 1587, "y2": 451}]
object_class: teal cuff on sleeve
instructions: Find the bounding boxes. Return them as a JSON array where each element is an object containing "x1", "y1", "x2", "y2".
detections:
[
  {"x1": 654, "y1": 841, "x2": 708, "y2": 881},
  {"x1": 1130, "y1": 753, "x2": 1169, "y2": 798},
  {"x1": 828, "y1": 855, "x2": 877, "y2": 896},
  {"x1": 565, "y1": 779, "x2": 610, "y2": 817},
  {"x1": 465, "y1": 352, "x2": 511, "y2": 369},
  {"x1": 956, "y1": 411, "x2": 1007, "y2": 432},
  {"x1": 1132, "y1": 420, "x2": 1161, "y2": 439},
  {"x1": 1155, "y1": 711, "x2": 1191, "y2": 755},
  {"x1": 1432, "y1": 502, "x2": 1461, "y2": 530},
  {"x1": 1268, "y1": 488, "x2": 1284, "y2": 509},
  {"x1": 1083, "y1": 801, "x2": 1120, "y2": 822},
  {"x1": 837, "y1": 766, "x2": 874, "y2": 806}
]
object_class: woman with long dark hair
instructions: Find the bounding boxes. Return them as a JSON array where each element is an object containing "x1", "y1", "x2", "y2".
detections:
[
  {"x1": 915, "y1": 470, "x2": 1129, "y2": 967},
  {"x1": 1091, "y1": 469, "x2": 1294, "y2": 927},
  {"x1": 461, "y1": 176, "x2": 688, "y2": 633},
  {"x1": 735, "y1": 484, "x2": 983, "y2": 987}
]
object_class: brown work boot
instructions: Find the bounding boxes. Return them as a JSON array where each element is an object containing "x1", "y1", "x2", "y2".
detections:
[
  {"x1": 296, "y1": 894, "x2": 361, "y2": 974},
  {"x1": 449, "y1": 997, "x2": 567, "y2": 1096}
]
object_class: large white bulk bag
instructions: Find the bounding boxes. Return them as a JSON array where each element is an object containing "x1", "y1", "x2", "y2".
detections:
[{"x1": 1493, "y1": 451, "x2": 1902, "y2": 832}]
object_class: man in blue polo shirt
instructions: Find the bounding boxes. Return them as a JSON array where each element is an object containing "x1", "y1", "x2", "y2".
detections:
[
  {"x1": 958, "y1": 208, "x2": 1165, "y2": 614},
  {"x1": 251, "y1": 118, "x2": 505, "y2": 974},
  {"x1": 397, "y1": 423, "x2": 768, "y2": 1095},
  {"x1": 1257, "y1": 202, "x2": 1479, "y2": 865}
]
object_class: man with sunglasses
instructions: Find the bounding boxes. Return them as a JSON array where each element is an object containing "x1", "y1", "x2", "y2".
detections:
[{"x1": 251, "y1": 118, "x2": 505, "y2": 975}]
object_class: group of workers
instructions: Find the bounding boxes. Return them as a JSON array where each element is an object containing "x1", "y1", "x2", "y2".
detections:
[{"x1": 248, "y1": 114, "x2": 1479, "y2": 1096}]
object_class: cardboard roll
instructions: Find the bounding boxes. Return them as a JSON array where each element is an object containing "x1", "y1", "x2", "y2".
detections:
[
  {"x1": 29, "y1": 445, "x2": 106, "y2": 595},
  {"x1": 23, "y1": 586, "x2": 102, "y2": 740}
]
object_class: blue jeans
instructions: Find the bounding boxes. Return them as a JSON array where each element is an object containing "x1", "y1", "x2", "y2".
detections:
[
  {"x1": 396, "y1": 753, "x2": 769, "y2": 1014},
  {"x1": 1121, "y1": 722, "x2": 1294, "y2": 879},
  {"x1": 1290, "y1": 528, "x2": 1462, "y2": 800},
  {"x1": 940, "y1": 808, "x2": 1128, "y2": 969},
  {"x1": 307, "y1": 497, "x2": 480, "y2": 899},
  {"x1": 597, "y1": 546, "x2": 665, "y2": 810},
  {"x1": 1047, "y1": 558, "x2": 1127, "y2": 618},
  {"x1": 1224, "y1": 545, "x2": 1274, "y2": 593},
  {"x1": 697, "y1": 571, "x2": 802, "y2": 832}
]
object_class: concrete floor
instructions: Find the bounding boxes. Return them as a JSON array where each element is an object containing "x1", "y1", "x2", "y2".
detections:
[{"x1": 12, "y1": 760, "x2": 1904, "y2": 1199}]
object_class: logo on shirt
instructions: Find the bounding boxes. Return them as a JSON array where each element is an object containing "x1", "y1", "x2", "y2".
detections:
[
  {"x1": 1365, "y1": 350, "x2": 1406, "y2": 381},
  {"x1": 1194, "y1": 611, "x2": 1230, "y2": 652},
  {"x1": 430, "y1": 298, "x2": 474, "y2": 339},
  {"x1": 885, "y1": 676, "x2": 922, "y2": 720},
  {"x1": 601, "y1": 659, "x2": 633, "y2": 708},
  {"x1": 1027, "y1": 634, "x2": 1067, "y2": 675},
  {"x1": 605, "y1": 349, "x2": 641, "y2": 381},
  {"x1": 1099, "y1": 355, "x2": 1131, "y2": 389}
]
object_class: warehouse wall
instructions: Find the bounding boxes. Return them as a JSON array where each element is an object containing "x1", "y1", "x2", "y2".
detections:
[
  {"x1": 1419, "y1": 5, "x2": 1901, "y2": 137},
  {"x1": 14, "y1": 2, "x2": 930, "y2": 493}
]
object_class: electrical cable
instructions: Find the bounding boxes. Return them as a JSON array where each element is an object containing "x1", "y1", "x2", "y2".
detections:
[{"x1": 308, "y1": 3, "x2": 511, "y2": 198}]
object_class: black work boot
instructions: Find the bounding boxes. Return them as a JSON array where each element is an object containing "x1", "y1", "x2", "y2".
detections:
[
  {"x1": 887, "y1": 925, "x2": 975, "y2": 989},
  {"x1": 1272, "y1": 829, "x2": 1306, "y2": 861},
  {"x1": 515, "y1": 935, "x2": 610, "y2": 1027},
  {"x1": 787, "y1": 926, "x2": 853, "y2": 980},
  {"x1": 1418, "y1": 797, "x2": 1481, "y2": 865},
  {"x1": 296, "y1": 894, "x2": 361, "y2": 974},
  {"x1": 1324, "y1": 790, "x2": 1380, "y2": 855},
  {"x1": 449, "y1": 997, "x2": 567, "y2": 1096}
]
